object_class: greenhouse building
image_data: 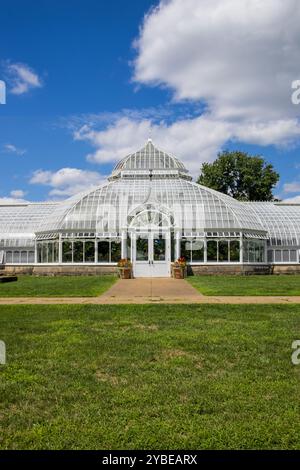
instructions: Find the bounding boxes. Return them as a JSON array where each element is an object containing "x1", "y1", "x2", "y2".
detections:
[{"x1": 1, "y1": 139, "x2": 300, "y2": 276}]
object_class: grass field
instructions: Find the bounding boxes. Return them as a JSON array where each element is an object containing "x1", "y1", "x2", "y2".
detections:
[
  {"x1": 0, "y1": 275, "x2": 116, "y2": 297},
  {"x1": 1, "y1": 303, "x2": 300, "y2": 449},
  {"x1": 188, "y1": 275, "x2": 300, "y2": 296}
]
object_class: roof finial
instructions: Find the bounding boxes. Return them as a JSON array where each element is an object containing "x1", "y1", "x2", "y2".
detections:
[{"x1": 147, "y1": 137, "x2": 152, "y2": 143}]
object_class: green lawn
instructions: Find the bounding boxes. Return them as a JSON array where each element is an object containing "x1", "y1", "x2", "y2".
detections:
[
  {"x1": 0, "y1": 275, "x2": 116, "y2": 297},
  {"x1": 188, "y1": 275, "x2": 300, "y2": 296},
  {"x1": 1, "y1": 304, "x2": 300, "y2": 449}
]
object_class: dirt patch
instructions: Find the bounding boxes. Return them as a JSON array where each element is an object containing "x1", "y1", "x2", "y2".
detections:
[
  {"x1": 95, "y1": 370, "x2": 126, "y2": 386},
  {"x1": 134, "y1": 323, "x2": 159, "y2": 331}
]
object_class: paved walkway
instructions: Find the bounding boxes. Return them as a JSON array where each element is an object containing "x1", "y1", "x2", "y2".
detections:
[{"x1": 1, "y1": 278, "x2": 300, "y2": 304}]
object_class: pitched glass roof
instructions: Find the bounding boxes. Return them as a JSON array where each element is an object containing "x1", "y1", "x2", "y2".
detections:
[{"x1": 1, "y1": 141, "x2": 300, "y2": 247}]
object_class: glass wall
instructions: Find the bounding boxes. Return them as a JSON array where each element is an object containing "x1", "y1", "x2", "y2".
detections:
[
  {"x1": 267, "y1": 249, "x2": 297, "y2": 263},
  {"x1": 37, "y1": 241, "x2": 59, "y2": 263},
  {"x1": 180, "y1": 238, "x2": 240, "y2": 263},
  {"x1": 97, "y1": 240, "x2": 121, "y2": 263},
  {"x1": 207, "y1": 239, "x2": 240, "y2": 263},
  {"x1": 5, "y1": 250, "x2": 35, "y2": 264},
  {"x1": 243, "y1": 240, "x2": 265, "y2": 263}
]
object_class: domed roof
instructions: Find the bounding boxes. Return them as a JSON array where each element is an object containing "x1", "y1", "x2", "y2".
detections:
[
  {"x1": 34, "y1": 141, "x2": 266, "y2": 236},
  {"x1": 36, "y1": 178, "x2": 266, "y2": 235},
  {"x1": 112, "y1": 139, "x2": 187, "y2": 173},
  {"x1": 248, "y1": 202, "x2": 300, "y2": 245}
]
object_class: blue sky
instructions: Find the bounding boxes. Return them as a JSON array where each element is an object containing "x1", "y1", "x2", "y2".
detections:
[{"x1": 1, "y1": 0, "x2": 300, "y2": 202}]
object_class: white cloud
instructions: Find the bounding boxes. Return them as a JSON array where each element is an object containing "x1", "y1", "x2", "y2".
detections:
[
  {"x1": 0, "y1": 189, "x2": 28, "y2": 204},
  {"x1": 283, "y1": 195, "x2": 300, "y2": 203},
  {"x1": 4, "y1": 61, "x2": 42, "y2": 95},
  {"x1": 71, "y1": 1, "x2": 300, "y2": 174},
  {"x1": 30, "y1": 167, "x2": 106, "y2": 198},
  {"x1": 283, "y1": 181, "x2": 300, "y2": 193},
  {"x1": 10, "y1": 189, "x2": 26, "y2": 199},
  {"x1": 72, "y1": 114, "x2": 300, "y2": 175},
  {"x1": 2, "y1": 143, "x2": 26, "y2": 156},
  {"x1": 0, "y1": 197, "x2": 28, "y2": 204},
  {"x1": 134, "y1": 0, "x2": 300, "y2": 121},
  {"x1": 282, "y1": 180, "x2": 300, "y2": 202}
]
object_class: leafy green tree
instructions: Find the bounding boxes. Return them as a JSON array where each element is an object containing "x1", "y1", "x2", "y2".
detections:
[{"x1": 197, "y1": 150, "x2": 279, "y2": 201}]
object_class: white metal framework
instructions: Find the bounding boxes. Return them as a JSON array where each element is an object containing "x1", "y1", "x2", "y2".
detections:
[{"x1": 1, "y1": 139, "x2": 300, "y2": 272}]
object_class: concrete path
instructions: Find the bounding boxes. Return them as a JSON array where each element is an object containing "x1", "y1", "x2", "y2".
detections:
[{"x1": 1, "y1": 278, "x2": 300, "y2": 304}]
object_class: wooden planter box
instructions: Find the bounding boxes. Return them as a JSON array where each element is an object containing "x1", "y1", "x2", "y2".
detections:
[
  {"x1": 0, "y1": 276, "x2": 18, "y2": 283},
  {"x1": 172, "y1": 265, "x2": 187, "y2": 279},
  {"x1": 118, "y1": 267, "x2": 132, "y2": 279}
]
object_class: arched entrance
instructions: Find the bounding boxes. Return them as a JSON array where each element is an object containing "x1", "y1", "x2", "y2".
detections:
[{"x1": 128, "y1": 208, "x2": 172, "y2": 277}]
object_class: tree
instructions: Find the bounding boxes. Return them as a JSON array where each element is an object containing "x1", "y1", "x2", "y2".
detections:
[{"x1": 197, "y1": 150, "x2": 279, "y2": 201}]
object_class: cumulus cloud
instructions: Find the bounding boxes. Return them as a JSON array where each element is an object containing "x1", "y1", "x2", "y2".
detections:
[
  {"x1": 4, "y1": 61, "x2": 42, "y2": 95},
  {"x1": 283, "y1": 195, "x2": 300, "y2": 203},
  {"x1": 0, "y1": 189, "x2": 28, "y2": 204},
  {"x1": 30, "y1": 167, "x2": 106, "y2": 198},
  {"x1": 2, "y1": 143, "x2": 26, "y2": 156},
  {"x1": 280, "y1": 180, "x2": 300, "y2": 202},
  {"x1": 70, "y1": 1, "x2": 300, "y2": 175},
  {"x1": 0, "y1": 197, "x2": 28, "y2": 204},
  {"x1": 72, "y1": 114, "x2": 300, "y2": 175},
  {"x1": 134, "y1": 0, "x2": 300, "y2": 121},
  {"x1": 10, "y1": 189, "x2": 27, "y2": 199}
]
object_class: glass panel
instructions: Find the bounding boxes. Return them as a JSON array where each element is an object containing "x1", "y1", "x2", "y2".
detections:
[
  {"x1": 153, "y1": 236, "x2": 166, "y2": 261},
  {"x1": 260, "y1": 243, "x2": 266, "y2": 263},
  {"x1": 283, "y1": 250, "x2": 289, "y2": 262},
  {"x1": 136, "y1": 236, "x2": 149, "y2": 261},
  {"x1": 62, "y1": 241, "x2": 72, "y2": 262},
  {"x1": 37, "y1": 243, "x2": 42, "y2": 263},
  {"x1": 111, "y1": 241, "x2": 121, "y2": 262},
  {"x1": 192, "y1": 240, "x2": 204, "y2": 262},
  {"x1": 290, "y1": 250, "x2": 297, "y2": 262},
  {"x1": 254, "y1": 241, "x2": 261, "y2": 263},
  {"x1": 267, "y1": 250, "x2": 273, "y2": 263},
  {"x1": 248, "y1": 241, "x2": 255, "y2": 263},
  {"x1": 73, "y1": 241, "x2": 84, "y2": 263},
  {"x1": 275, "y1": 250, "x2": 281, "y2": 262},
  {"x1": 85, "y1": 241, "x2": 95, "y2": 262},
  {"x1": 42, "y1": 243, "x2": 48, "y2": 263},
  {"x1": 53, "y1": 242, "x2": 59, "y2": 262},
  {"x1": 180, "y1": 240, "x2": 191, "y2": 262},
  {"x1": 28, "y1": 251, "x2": 35, "y2": 263},
  {"x1": 47, "y1": 243, "x2": 53, "y2": 263},
  {"x1": 13, "y1": 251, "x2": 20, "y2": 263},
  {"x1": 127, "y1": 236, "x2": 131, "y2": 261},
  {"x1": 207, "y1": 240, "x2": 217, "y2": 262},
  {"x1": 230, "y1": 240, "x2": 240, "y2": 262},
  {"x1": 171, "y1": 232, "x2": 175, "y2": 262},
  {"x1": 21, "y1": 251, "x2": 27, "y2": 263},
  {"x1": 98, "y1": 241, "x2": 109, "y2": 262},
  {"x1": 219, "y1": 240, "x2": 229, "y2": 262}
]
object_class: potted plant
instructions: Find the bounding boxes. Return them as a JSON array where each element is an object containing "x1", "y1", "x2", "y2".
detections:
[
  {"x1": 117, "y1": 258, "x2": 132, "y2": 279},
  {"x1": 172, "y1": 257, "x2": 187, "y2": 279}
]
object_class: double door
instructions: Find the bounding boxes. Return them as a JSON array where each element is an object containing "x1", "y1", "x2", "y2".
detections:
[{"x1": 133, "y1": 232, "x2": 170, "y2": 278}]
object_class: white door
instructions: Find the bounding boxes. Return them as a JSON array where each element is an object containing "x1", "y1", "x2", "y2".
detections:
[{"x1": 133, "y1": 233, "x2": 170, "y2": 278}]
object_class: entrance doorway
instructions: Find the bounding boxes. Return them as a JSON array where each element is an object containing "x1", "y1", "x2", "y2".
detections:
[{"x1": 133, "y1": 232, "x2": 170, "y2": 277}]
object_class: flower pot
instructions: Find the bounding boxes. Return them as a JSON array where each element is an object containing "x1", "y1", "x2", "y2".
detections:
[
  {"x1": 173, "y1": 266, "x2": 185, "y2": 279},
  {"x1": 118, "y1": 267, "x2": 132, "y2": 279}
]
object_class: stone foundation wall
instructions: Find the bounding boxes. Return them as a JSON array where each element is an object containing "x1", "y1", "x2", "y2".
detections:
[
  {"x1": 3, "y1": 265, "x2": 117, "y2": 276},
  {"x1": 189, "y1": 264, "x2": 272, "y2": 275},
  {"x1": 3, "y1": 263, "x2": 300, "y2": 276},
  {"x1": 272, "y1": 264, "x2": 300, "y2": 275}
]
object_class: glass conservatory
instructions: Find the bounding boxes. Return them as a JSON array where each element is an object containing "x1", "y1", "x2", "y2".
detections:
[{"x1": 1, "y1": 139, "x2": 300, "y2": 276}]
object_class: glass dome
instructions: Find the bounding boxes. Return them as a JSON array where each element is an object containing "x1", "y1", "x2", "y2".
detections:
[
  {"x1": 248, "y1": 202, "x2": 300, "y2": 246},
  {"x1": 112, "y1": 139, "x2": 187, "y2": 172},
  {"x1": 36, "y1": 139, "x2": 265, "y2": 235},
  {"x1": 1, "y1": 140, "x2": 300, "y2": 270}
]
